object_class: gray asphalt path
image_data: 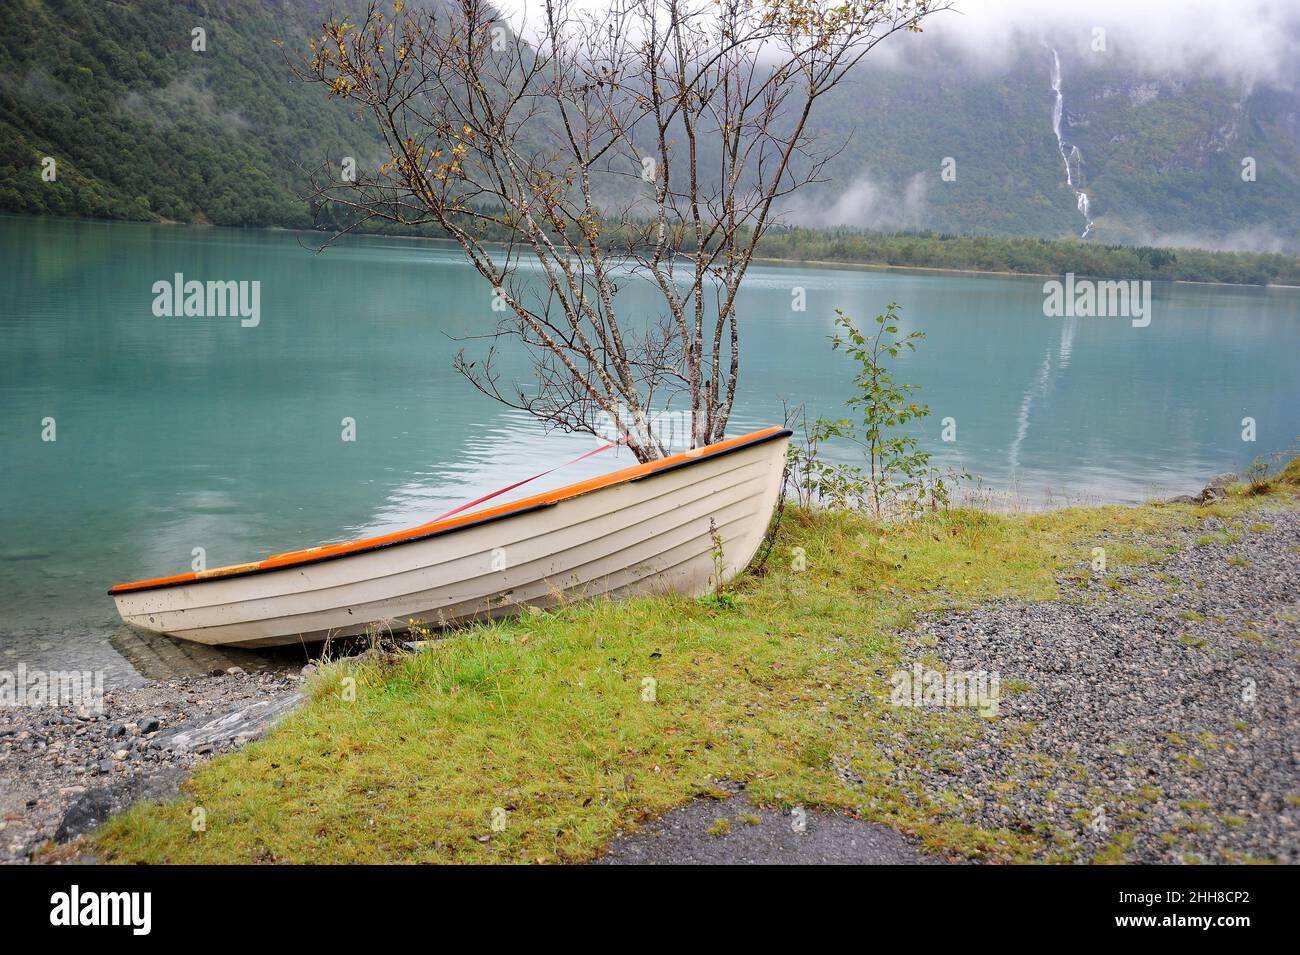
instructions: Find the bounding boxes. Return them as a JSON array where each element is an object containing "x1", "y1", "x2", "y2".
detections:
[{"x1": 596, "y1": 796, "x2": 942, "y2": 865}]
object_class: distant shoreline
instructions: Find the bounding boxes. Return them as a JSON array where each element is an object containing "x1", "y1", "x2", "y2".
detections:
[
  {"x1": 750, "y1": 254, "x2": 1300, "y2": 289},
  {"x1": 8, "y1": 212, "x2": 1300, "y2": 290}
]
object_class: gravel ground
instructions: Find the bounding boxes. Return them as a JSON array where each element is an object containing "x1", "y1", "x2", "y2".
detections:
[
  {"x1": 598, "y1": 786, "x2": 941, "y2": 864},
  {"x1": 877, "y1": 506, "x2": 1300, "y2": 864},
  {"x1": 0, "y1": 667, "x2": 307, "y2": 864}
]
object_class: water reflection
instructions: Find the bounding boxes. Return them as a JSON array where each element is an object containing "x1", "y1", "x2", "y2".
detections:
[{"x1": 1009, "y1": 316, "x2": 1077, "y2": 475}]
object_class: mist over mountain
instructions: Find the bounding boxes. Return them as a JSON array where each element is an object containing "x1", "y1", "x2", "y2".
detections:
[
  {"x1": 1, "y1": 0, "x2": 1297, "y2": 252},
  {"x1": 784, "y1": 4, "x2": 1300, "y2": 249}
]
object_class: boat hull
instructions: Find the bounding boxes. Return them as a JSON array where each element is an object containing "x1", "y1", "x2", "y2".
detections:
[{"x1": 111, "y1": 429, "x2": 790, "y2": 648}]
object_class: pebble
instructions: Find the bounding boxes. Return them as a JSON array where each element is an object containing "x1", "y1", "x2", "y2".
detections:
[
  {"x1": 884, "y1": 508, "x2": 1300, "y2": 863},
  {"x1": 0, "y1": 668, "x2": 302, "y2": 864}
]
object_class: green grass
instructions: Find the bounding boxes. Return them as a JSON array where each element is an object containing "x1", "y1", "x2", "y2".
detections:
[
  {"x1": 86, "y1": 481, "x2": 1299, "y2": 864},
  {"x1": 1194, "y1": 529, "x2": 1239, "y2": 547},
  {"x1": 1094, "y1": 831, "x2": 1136, "y2": 865},
  {"x1": 1176, "y1": 753, "x2": 1206, "y2": 772}
]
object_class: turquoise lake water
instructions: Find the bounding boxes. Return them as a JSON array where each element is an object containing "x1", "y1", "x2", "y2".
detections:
[{"x1": 1, "y1": 216, "x2": 1297, "y2": 682}]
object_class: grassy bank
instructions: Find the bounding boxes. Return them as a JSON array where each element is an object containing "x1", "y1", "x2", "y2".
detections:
[{"x1": 87, "y1": 466, "x2": 1300, "y2": 864}]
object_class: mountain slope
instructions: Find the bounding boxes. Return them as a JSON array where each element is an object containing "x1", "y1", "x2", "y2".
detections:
[
  {"x1": 0, "y1": 0, "x2": 381, "y2": 226},
  {"x1": 803, "y1": 36, "x2": 1300, "y2": 248},
  {"x1": 0, "y1": 2, "x2": 1297, "y2": 251}
]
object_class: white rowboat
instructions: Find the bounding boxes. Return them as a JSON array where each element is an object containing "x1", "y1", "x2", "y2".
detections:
[{"x1": 110, "y1": 427, "x2": 791, "y2": 648}]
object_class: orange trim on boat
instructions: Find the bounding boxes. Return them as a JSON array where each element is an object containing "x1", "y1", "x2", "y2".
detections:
[{"x1": 109, "y1": 426, "x2": 787, "y2": 595}]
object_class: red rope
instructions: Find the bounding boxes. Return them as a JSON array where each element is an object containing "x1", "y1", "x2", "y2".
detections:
[{"x1": 421, "y1": 435, "x2": 629, "y2": 526}]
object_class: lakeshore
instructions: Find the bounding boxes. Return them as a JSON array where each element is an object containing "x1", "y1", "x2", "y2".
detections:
[
  {"x1": 4, "y1": 462, "x2": 1293, "y2": 864},
  {"x1": 7, "y1": 213, "x2": 1298, "y2": 697},
  {"x1": 2, "y1": 214, "x2": 1298, "y2": 864},
  {"x1": 7, "y1": 213, "x2": 1300, "y2": 289},
  {"x1": 751, "y1": 253, "x2": 1300, "y2": 290}
]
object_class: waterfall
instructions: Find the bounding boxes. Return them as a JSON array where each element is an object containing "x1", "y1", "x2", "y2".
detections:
[{"x1": 1048, "y1": 47, "x2": 1094, "y2": 239}]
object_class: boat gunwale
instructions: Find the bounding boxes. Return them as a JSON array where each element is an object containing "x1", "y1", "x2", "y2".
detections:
[
  {"x1": 109, "y1": 427, "x2": 792, "y2": 596},
  {"x1": 127, "y1": 455, "x2": 773, "y2": 621}
]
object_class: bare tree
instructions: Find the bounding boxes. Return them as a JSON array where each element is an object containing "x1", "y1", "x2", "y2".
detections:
[{"x1": 298, "y1": 0, "x2": 946, "y2": 462}]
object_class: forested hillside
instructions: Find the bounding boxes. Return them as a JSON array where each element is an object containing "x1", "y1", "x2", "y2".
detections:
[
  {"x1": 1, "y1": 1, "x2": 1297, "y2": 260},
  {"x1": 0, "y1": 0, "x2": 380, "y2": 226}
]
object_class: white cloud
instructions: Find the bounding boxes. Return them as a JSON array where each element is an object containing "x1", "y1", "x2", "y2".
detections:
[
  {"x1": 491, "y1": 0, "x2": 1300, "y2": 90},
  {"x1": 885, "y1": 0, "x2": 1300, "y2": 90},
  {"x1": 781, "y1": 171, "x2": 929, "y2": 230},
  {"x1": 1140, "y1": 226, "x2": 1299, "y2": 255}
]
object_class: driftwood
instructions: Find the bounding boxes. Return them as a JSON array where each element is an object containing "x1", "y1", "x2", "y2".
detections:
[{"x1": 153, "y1": 692, "x2": 304, "y2": 754}]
